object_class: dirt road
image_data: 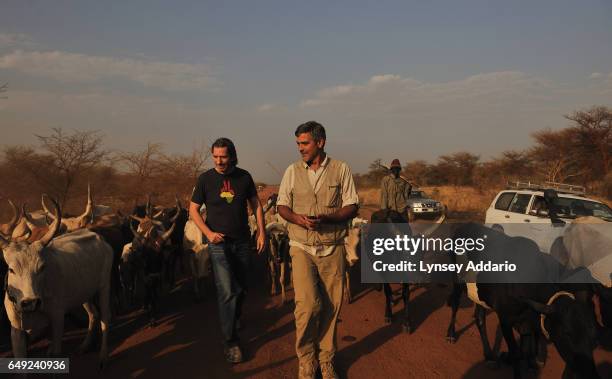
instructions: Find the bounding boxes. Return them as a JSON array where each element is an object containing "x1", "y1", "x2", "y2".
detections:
[{"x1": 2, "y1": 255, "x2": 612, "y2": 379}]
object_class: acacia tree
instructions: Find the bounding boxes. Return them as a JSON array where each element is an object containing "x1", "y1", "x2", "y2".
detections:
[
  {"x1": 565, "y1": 106, "x2": 612, "y2": 181},
  {"x1": 1, "y1": 146, "x2": 58, "y2": 201},
  {"x1": 435, "y1": 152, "x2": 480, "y2": 186},
  {"x1": 530, "y1": 128, "x2": 582, "y2": 183},
  {"x1": 158, "y1": 141, "x2": 211, "y2": 198},
  {"x1": 493, "y1": 150, "x2": 533, "y2": 182},
  {"x1": 118, "y1": 142, "x2": 163, "y2": 183},
  {"x1": 403, "y1": 160, "x2": 431, "y2": 186},
  {"x1": 35, "y1": 128, "x2": 108, "y2": 207}
]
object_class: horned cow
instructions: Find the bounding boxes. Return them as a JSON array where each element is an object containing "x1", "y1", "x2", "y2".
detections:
[
  {"x1": 1, "y1": 198, "x2": 114, "y2": 369},
  {"x1": 446, "y1": 223, "x2": 600, "y2": 379}
]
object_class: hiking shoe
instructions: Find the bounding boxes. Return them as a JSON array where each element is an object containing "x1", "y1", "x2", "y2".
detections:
[
  {"x1": 320, "y1": 361, "x2": 339, "y2": 379},
  {"x1": 225, "y1": 345, "x2": 243, "y2": 364},
  {"x1": 298, "y1": 360, "x2": 318, "y2": 379}
]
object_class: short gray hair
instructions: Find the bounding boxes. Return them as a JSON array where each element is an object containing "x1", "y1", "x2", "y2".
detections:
[{"x1": 295, "y1": 121, "x2": 326, "y2": 142}]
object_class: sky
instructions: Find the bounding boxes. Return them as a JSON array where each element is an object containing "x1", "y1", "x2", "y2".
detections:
[{"x1": 1, "y1": 0, "x2": 612, "y2": 183}]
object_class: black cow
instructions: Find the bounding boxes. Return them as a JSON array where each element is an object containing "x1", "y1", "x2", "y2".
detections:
[
  {"x1": 131, "y1": 196, "x2": 187, "y2": 290},
  {"x1": 446, "y1": 223, "x2": 600, "y2": 379},
  {"x1": 129, "y1": 221, "x2": 176, "y2": 326},
  {"x1": 152, "y1": 199, "x2": 188, "y2": 288},
  {"x1": 265, "y1": 222, "x2": 291, "y2": 304},
  {"x1": 369, "y1": 209, "x2": 415, "y2": 333},
  {"x1": 88, "y1": 217, "x2": 134, "y2": 314}
]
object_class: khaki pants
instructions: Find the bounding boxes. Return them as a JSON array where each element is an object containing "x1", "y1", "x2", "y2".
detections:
[{"x1": 290, "y1": 245, "x2": 345, "y2": 364}]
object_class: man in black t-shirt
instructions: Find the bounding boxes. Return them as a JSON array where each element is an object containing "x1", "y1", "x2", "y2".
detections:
[{"x1": 189, "y1": 137, "x2": 265, "y2": 364}]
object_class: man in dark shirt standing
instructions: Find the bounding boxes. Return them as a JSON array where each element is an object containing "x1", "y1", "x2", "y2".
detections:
[{"x1": 189, "y1": 137, "x2": 265, "y2": 364}]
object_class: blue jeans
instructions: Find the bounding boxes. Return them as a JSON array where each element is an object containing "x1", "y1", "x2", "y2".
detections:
[{"x1": 209, "y1": 238, "x2": 251, "y2": 347}]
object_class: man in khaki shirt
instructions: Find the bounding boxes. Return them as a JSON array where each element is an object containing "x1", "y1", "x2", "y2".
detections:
[
  {"x1": 380, "y1": 158, "x2": 412, "y2": 220},
  {"x1": 277, "y1": 121, "x2": 358, "y2": 379}
]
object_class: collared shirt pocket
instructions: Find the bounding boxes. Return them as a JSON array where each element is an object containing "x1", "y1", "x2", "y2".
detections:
[{"x1": 326, "y1": 184, "x2": 341, "y2": 208}]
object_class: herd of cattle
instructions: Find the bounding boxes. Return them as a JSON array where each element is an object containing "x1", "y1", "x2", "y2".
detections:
[
  {"x1": 0, "y1": 187, "x2": 610, "y2": 378},
  {"x1": 0, "y1": 187, "x2": 364, "y2": 370}
]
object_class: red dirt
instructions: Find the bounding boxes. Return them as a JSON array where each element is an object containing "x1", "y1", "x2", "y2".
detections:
[{"x1": 2, "y1": 274, "x2": 611, "y2": 378}]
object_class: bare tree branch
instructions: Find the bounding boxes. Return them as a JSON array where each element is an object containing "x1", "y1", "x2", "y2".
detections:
[{"x1": 35, "y1": 128, "x2": 108, "y2": 206}]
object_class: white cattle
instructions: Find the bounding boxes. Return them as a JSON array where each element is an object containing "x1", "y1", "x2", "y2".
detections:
[
  {"x1": 343, "y1": 217, "x2": 368, "y2": 304},
  {"x1": 560, "y1": 216, "x2": 612, "y2": 287},
  {"x1": 1, "y1": 199, "x2": 114, "y2": 368},
  {"x1": 183, "y1": 219, "x2": 210, "y2": 299}
]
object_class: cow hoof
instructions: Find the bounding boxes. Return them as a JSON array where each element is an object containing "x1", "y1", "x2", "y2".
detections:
[
  {"x1": 446, "y1": 335, "x2": 457, "y2": 344},
  {"x1": 384, "y1": 316, "x2": 392, "y2": 324},
  {"x1": 402, "y1": 323, "x2": 412, "y2": 334}
]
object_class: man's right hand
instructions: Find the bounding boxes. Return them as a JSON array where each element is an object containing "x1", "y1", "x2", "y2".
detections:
[
  {"x1": 206, "y1": 231, "x2": 225, "y2": 244},
  {"x1": 296, "y1": 215, "x2": 319, "y2": 230}
]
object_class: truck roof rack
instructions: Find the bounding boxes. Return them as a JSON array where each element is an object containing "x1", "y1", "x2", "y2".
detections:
[{"x1": 506, "y1": 180, "x2": 586, "y2": 196}]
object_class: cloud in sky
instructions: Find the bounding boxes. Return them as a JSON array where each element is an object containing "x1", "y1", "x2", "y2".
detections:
[
  {"x1": 257, "y1": 103, "x2": 277, "y2": 112},
  {"x1": 0, "y1": 33, "x2": 36, "y2": 49},
  {"x1": 590, "y1": 72, "x2": 603, "y2": 79},
  {"x1": 3, "y1": 69, "x2": 612, "y2": 182},
  {"x1": 300, "y1": 71, "x2": 552, "y2": 112},
  {"x1": 0, "y1": 49, "x2": 219, "y2": 91}
]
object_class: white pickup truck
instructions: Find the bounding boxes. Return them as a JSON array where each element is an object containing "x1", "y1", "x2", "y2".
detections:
[{"x1": 485, "y1": 183, "x2": 612, "y2": 254}]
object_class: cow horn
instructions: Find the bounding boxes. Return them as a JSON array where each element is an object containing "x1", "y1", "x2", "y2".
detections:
[
  {"x1": 169, "y1": 201, "x2": 181, "y2": 223},
  {"x1": 129, "y1": 215, "x2": 145, "y2": 224},
  {"x1": 152, "y1": 209, "x2": 164, "y2": 219},
  {"x1": 161, "y1": 222, "x2": 176, "y2": 242},
  {"x1": 5, "y1": 199, "x2": 19, "y2": 229},
  {"x1": 1, "y1": 200, "x2": 23, "y2": 238},
  {"x1": 146, "y1": 195, "x2": 152, "y2": 218},
  {"x1": 78, "y1": 182, "x2": 93, "y2": 223},
  {"x1": 39, "y1": 197, "x2": 61, "y2": 247},
  {"x1": 21, "y1": 203, "x2": 36, "y2": 232},
  {"x1": 41, "y1": 194, "x2": 55, "y2": 220},
  {"x1": 130, "y1": 220, "x2": 145, "y2": 242}
]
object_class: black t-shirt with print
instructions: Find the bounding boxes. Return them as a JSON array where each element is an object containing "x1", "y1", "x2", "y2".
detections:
[{"x1": 191, "y1": 167, "x2": 257, "y2": 240}]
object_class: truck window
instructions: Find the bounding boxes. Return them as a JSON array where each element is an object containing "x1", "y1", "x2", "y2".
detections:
[
  {"x1": 494, "y1": 192, "x2": 516, "y2": 211},
  {"x1": 509, "y1": 194, "x2": 532, "y2": 214}
]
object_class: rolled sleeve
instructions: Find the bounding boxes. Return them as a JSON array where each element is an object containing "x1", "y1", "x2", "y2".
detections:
[
  {"x1": 276, "y1": 165, "x2": 294, "y2": 208},
  {"x1": 339, "y1": 162, "x2": 359, "y2": 207}
]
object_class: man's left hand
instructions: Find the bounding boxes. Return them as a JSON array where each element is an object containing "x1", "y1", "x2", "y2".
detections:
[{"x1": 256, "y1": 230, "x2": 266, "y2": 254}]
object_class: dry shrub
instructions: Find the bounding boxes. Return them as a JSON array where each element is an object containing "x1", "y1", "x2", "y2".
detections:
[{"x1": 357, "y1": 187, "x2": 380, "y2": 207}]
